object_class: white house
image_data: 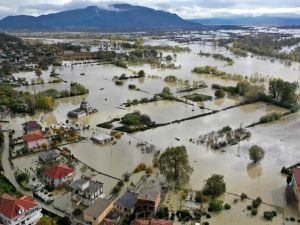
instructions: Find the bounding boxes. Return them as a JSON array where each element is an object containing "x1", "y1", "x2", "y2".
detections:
[
  {"x1": 44, "y1": 163, "x2": 74, "y2": 187},
  {"x1": 0, "y1": 194, "x2": 42, "y2": 225}
]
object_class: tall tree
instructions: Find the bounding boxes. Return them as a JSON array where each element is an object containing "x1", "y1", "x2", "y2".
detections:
[
  {"x1": 203, "y1": 174, "x2": 226, "y2": 197},
  {"x1": 158, "y1": 146, "x2": 193, "y2": 188},
  {"x1": 249, "y1": 145, "x2": 265, "y2": 163}
]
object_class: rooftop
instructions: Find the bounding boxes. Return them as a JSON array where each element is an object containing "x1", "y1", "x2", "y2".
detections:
[
  {"x1": 22, "y1": 121, "x2": 41, "y2": 130},
  {"x1": 44, "y1": 163, "x2": 74, "y2": 179},
  {"x1": 92, "y1": 134, "x2": 113, "y2": 142},
  {"x1": 71, "y1": 176, "x2": 103, "y2": 193},
  {"x1": 131, "y1": 219, "x2": 173, "y2": 225},
  {"x1": 0, "y1": 194, "x2": 39, "y2": 219},
  {"x1": 39, "y1": 150, "x2": 60, "y2": 162},
  {"x1": 138, "y1": 182, "x2": 161, "y2": 202},
  {"x1": 116, "y1": 191, "x2": 138, "y2": 209},
  {"x1": 84, "y1": 198, "x2": 112, "y2": 218},
  {"x1": 23, "y1": 131, "x2": 45, "y2": 142}
]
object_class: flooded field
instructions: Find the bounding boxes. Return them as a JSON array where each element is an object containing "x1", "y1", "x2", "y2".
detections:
[{"x1": 4, "y1": 36, "x2": 300, "y2": 223}]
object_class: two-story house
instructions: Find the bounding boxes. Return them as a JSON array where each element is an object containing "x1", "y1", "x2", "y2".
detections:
[
  {"x1": 0, "y1": 194, "x2": 42, "y2": 225},
  {"x1": 71, "y1": 176, "x2": 104, "y2": 206},
  {"x1": 44, "y1": 163, "x2": 74, "y2": 187}
]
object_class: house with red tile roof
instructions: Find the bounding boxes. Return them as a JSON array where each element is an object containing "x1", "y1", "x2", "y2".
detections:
[
  {"x1": 22, "y1": 131, "x2": 48, "y2": 151},
  {"x1": 22, "y1": 121, "x2": 42, "y2": 134},
  {"x1": 44, "y1": 163, "x2": 74, "y2": 187},
  {"x1": 131, "y1": 219, "x2": 173, "y2": 225},
  {"x1": 0, "y1": 194, "x2": 42, "y2": 225},
  {"x1": 292, "y1": 167, "x2": 300, "y2": 213}
]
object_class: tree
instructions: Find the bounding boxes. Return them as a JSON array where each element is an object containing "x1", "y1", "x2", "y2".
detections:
[
  {"x1": 209, "y1": 198, "x2": 223, "y2": 212},
  {"x1": 203, "y1": 174, "x2": 226, "y2": 197},
  {"x1": 35, "y1": 68, "x2": 42, "y2": 78},
  {"x1": 73, "y1": 208, "x2": 82, "y2": 216},
  {"x1": 138, "y1": 70, "x2": 145, "y2": 77},
  {"x1": 37, "y1": 215, "x2": 54, "y2": 225},
  {"x1": 158, "y1": 146, "x2": 193, "y2": 188},
  {"x1": 57, "y1": 216, "x2": 71, "y2": 225},
  {"x1": 249, "y1": 145, "x2": 265, "y2": 163},
  {"x1": 215, "y1": 89, "x2": 225, "y2": 98}
]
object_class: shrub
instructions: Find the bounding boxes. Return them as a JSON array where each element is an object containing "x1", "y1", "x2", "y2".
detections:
[
  {"x1": 259, "y1": 112, "x2": 283, "y2": 123},
  {"x1": 73, "y1": 208, "x2": 82, "y2": 216},
  {"x1": 215, "y1": 89, "x2": 225, "y2": 98},
  {"x1": 45, "y1": 185, "x2": 54, "y2": 192},
  {"x1": 115, "y1": 80, "x2": 124, "y2": 86},
  {"x1": 128, "y1": 84, "x2": 136, "y2": 89},
  {"x1": 224, "y1": 203, "x2": 231, "y2": 210},
  {"x1": 263, "y1": 211, "x2": 274, "y2": 220},
  {"x1": 133, "y1": 163, "x2": 147, "y2": 173},
  {"x1": 251, "y1": 208, "x2": 257, "y2": 216},
  {"x1": 247, "y1": 205, "x2": 252, "y2": 210},
  {"x1": 209, "y1": 198, "x2": 223, "y2": 212},
  {"x1": 252, "y1": 199, "x2": 261, "y2": 208}
]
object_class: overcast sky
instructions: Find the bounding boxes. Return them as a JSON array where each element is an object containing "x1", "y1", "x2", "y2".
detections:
[{"x1": 0, "y1": 0, "x2": 300, "y2": 19}]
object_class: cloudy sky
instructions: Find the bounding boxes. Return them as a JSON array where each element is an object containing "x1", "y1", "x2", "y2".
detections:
[{"x1": 0, "y1": 0, "x2": 300, "y2": 19}]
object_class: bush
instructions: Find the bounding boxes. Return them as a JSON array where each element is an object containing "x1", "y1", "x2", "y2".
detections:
[
  {"x1": 115, "y1": 80, "x2": 124, "y2": 86},
  {"x1": 252, "y1": 199, "x2": 261, "y2": 208},
  {"x1": 128, "y1": 84, "x2": 136, "y2": 89},
  {"x1": 195, "y1": 191, "x2": 204, "y2": 203},
  {"x1": 251, "y1": 208, "x2": 258, "y2": 216},
  {"x1": 264, "y1": 211, "x2": 274, "y2": 220},
  {"x1": 45, "y1": 185, "x2": 54, "y2": 192},
  {"x1": 209, "y1": 198, "x2": 223, "y2": 212},
  {"x1": 224, "y1": 203, "x2": 231, "y2": 210},
  {"x1": 73, "y1": 208, "x2": 82, "y2": 216},
  {"x1": 259, "y1": 112, "x2": 283, "y2": 123},
  {"x1": 133, "y1": 163, "x2": 147, "y2": 173},
  {"x1": 215, "y1": 89, "x2": 225, "y2": 98},
  {"x1": 247, "y1": 205, "x2": 252, "y2": 210}
]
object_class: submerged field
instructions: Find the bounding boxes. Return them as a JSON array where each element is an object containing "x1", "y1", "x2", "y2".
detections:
[{"x1": 3, "y1": 36, "x2": 300, "y2": 224}]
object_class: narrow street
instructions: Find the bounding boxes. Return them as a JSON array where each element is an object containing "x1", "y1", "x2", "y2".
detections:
[{"x1": 1, "y1": 132, "x2": 65, "y2": 217}]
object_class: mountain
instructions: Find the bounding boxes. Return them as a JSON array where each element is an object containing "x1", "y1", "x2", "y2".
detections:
[
  {"x1": 0, "y1": 4, "x2": 200, "y2": 32},
  {"x1": 190, "y1": 16, "x2": 300, "y2": 26}
]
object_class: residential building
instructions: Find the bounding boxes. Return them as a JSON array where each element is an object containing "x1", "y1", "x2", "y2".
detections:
[
  {"x1": 44, "y1": 163, "x2": 74, "y2": 187},
  {"x1": 116, "y1": 191, "x2": 138, "y2": 214},
  {"x1": 0, "y1": 194, "x2": 42, "y2": 225},
  {"x1": 131, "y1": 219, "x2": 173, "y2": 225},
  {"x1": 84, "y1": 198, "x2": 114, "y2": 225},
  {"x1": 101, "y1": 209, "x2": 121, "y2": 225},
  {"x1": 136, "y1": 182, "x2": 161, "y2": 214},
  {"x1": 71, "y1": 176, "x2": 104, "y2": 206},
  {"x1": 23, "y1": 131, "x2": 48, "y2": 151},
  {"x1": 22, "y1": 121, "x2": 42, "y2": 134},
  {"x1": 91, "y1": 134, "x2": 113, "y2": 144},
  {"x1": 38, "y1": 150, "x2": 60, "y2": 164}
]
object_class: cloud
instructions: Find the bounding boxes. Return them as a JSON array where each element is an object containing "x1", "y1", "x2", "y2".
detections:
[{"x1": 0, "y1": 0, "x2": 300, "y2": 19}]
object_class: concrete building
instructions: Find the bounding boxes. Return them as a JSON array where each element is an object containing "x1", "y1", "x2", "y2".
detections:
[
  {"x1": 116, "y1": 191, "x2": 138, "y2": 214},
  {"x1": 91, "y1": 134, "x2": 113, "y2": 144},
  {"x1": 71, "y1": 176, "x2": 104, "y2": 206},
  {"x1": 135, "y1": 182, "x2": 161, "y2": 214},
  {"x1": 84, "y1": 198, "x2": 114, "y2": 225},
  {"x1": 44, "y1": 163, "x2": 74, "y2": 187},
  {"x1": 0, "y1": 194, "x2": 42, "y2": 225},
  {"x1": 22, "y1": 131, "x2": 48, "y2": 151}
]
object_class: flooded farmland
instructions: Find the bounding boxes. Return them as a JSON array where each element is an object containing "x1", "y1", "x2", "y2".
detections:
[{"x1": 3, "y1": 35, "x2": 300, "y2": 225}]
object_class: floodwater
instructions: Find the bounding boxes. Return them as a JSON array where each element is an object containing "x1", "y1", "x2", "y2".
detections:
[{"x1": 5, "y1": 37, "x2": 300, "y2": 218}]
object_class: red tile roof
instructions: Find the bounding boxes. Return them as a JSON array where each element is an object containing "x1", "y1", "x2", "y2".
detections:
[
  {"x1": 293, "y1": 167, "x2": 300, "y2": 187},
  {"x1": 22, "y1": 131, "x2": 45, "y2": 142},
  {"x1": 131, "y1": 219, "x2": 173, "y2": 225},
  {"x1": 44, "y1": 163, "x2": 74, "y2": 179},
  {"x1": 0, "y1": 194, "x2": 38, "y2": 219}
]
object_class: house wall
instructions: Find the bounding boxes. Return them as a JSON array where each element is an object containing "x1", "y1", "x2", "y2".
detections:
[
  {"x1": 26, "y1": 139, "x2": 48, "y2": 150},
  {"x1": 84, "y1": 202, "x2": 114, "y2": 225},
  {"x1": 45, "y1": 173, "x2": 74, "y2": 187},
  {"x1": 0, "y1": 206, "x2": 42, "y2": 225}
]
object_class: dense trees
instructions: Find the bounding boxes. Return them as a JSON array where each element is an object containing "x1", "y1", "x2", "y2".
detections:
[
  {"x1": 268, "y1": 78, "x2": 299, "y2": 107},
  {"x1": 158, "y1": 146, "x2": 193, "y2": 188},
  {"x1": 249, "y1": 145, "x2": 265, "y2": 163},
  {"x1": 121, "y1": 111, "x2": 152, "y2": 126},
  {"x1": 203, "y1": 174, "x2": 226, "y2": 197}
]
